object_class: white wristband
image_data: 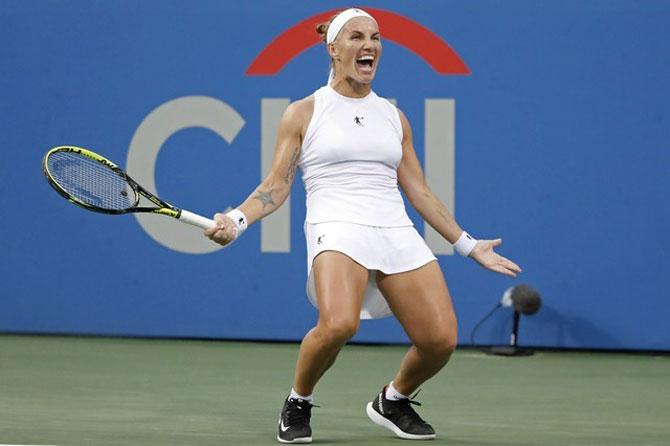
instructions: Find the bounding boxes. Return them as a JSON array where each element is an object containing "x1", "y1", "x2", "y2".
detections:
[
  {"x1": 225, "y1": 209, "x2": 248, "y2": 237},
  {"x1": 454, "y1": 231, "x2": 477, "y2": 257}
]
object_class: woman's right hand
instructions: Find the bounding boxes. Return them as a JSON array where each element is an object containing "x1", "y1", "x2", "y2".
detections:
[{"x1": 204, "y1": 213, "x2": 239, "y2": 246}]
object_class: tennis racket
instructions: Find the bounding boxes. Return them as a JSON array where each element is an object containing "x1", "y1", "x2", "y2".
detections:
[{"x1": 42, "y1": 145, "x2": 215, "y2": 229}]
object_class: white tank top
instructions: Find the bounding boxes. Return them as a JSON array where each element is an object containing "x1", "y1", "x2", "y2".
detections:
[{"x1": 299, "y1": 85, "x2": 413, "y2": 227}]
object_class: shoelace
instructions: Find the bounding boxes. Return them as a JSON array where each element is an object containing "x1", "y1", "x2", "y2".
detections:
[
  {"x1": 390, "y1": 391, "x2": 427, "y2": 423},
  {"x1": 409, "y1": 388, "x2": 423, "y2": 405},
  {"x1": 285, "y1": 399, "x2": 318, "y2": 426}
]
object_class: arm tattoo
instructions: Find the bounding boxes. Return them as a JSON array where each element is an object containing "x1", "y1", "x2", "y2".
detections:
[
  {"x1": 253, "y1": 189, "x2": 276, "y2": 209},
  {"x1": 283, "y1": 147, "x2": 300, "y2": 184}
]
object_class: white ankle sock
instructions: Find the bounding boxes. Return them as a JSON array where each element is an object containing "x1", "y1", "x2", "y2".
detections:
[
  {"x1": 385, "y1": 381, "x2": 409, "y2": 401},
  {"x1": 289, "y1": 388, "x2": 314, "y2": 403}
]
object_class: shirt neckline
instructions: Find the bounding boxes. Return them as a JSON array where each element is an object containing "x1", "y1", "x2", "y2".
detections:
[{"x1": 327, "y1": 84, "x2": 374, "y2": 102}]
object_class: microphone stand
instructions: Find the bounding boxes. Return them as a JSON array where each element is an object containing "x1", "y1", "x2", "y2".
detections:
[{"x1": 486, "y1": 310, "x2": 535, "y2": 356}]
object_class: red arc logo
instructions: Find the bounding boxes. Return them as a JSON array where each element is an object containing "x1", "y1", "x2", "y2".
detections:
[{"x1": 246, "y1": 8, "x2": 470, "y2": 76}]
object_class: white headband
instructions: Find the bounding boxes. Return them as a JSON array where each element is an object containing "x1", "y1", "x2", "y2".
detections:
[{"x1": 326, "y1": 8, "x2": 376, "y2": 44}]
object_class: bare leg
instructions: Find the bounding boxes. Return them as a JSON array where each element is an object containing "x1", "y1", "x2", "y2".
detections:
[
  {"x1": 292, "y1": 251, "x2": 368, "y2": 396},
  {"x1": 376, "y1": 261, "x2": 458, "y2": 396}
]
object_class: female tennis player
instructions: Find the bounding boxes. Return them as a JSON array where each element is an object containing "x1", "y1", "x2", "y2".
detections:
[{"x1": 205, "y1": 8, "x2": 521, "y2": 443}]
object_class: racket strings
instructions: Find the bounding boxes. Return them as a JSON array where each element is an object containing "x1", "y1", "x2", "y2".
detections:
[{"x1": 47, "y1": 151, "x2": 136, "y2": 210}]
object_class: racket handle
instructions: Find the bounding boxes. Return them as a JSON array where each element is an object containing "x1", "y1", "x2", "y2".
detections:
[{"x1": 179, "y1": 209, "x2": 216, "y2": 229}]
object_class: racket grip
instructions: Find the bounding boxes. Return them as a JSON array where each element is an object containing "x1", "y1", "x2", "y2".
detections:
[{"x1": 179, "y1": 209, "x2": 216, "y2": 229}]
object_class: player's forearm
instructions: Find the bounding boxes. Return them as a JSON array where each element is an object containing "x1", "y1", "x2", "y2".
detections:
[
  {"x1": 236, "y1": 174, "x2": 290, "y2": 226},
  {"x1": 408, "y1": 185, "x2": 464, "y2": 244}
]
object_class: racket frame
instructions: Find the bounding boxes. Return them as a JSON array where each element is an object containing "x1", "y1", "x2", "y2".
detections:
[{"x1": 44, "y1": 146, "x2": 182, "y2": 219}]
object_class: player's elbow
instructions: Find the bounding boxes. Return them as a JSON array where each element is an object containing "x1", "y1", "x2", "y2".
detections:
[
  {"x1": 403, "y1": 181, "x2": 432, "y2": 210},
  {"x1": 261, "y1": 174, "x2": 292, "y2": 207}
]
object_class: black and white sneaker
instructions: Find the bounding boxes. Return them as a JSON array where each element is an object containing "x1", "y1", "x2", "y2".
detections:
[
  {"x1": 277, "y1": 397, "x2": 316, "y2": 444},
  {"x1": 366, "y1": 386, "x2": 436, "y2": 440}
]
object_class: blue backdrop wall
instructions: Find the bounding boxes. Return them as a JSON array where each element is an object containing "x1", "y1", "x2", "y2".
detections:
[{"x1": 2, "y1": 1, "x2": 668, "y2": 350}]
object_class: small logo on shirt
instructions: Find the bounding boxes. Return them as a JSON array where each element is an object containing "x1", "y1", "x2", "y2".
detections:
[
  {"x1": 354, "y1": 116, "x2": 365, "y2": 127},
  {"x1": 317, "y1": 234, "x2": 326, "y2": 245}
]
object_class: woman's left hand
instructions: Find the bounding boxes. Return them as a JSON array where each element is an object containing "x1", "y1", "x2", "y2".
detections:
[{"x1": 469, "y1": 239, "x2": 522, "y2": 277}]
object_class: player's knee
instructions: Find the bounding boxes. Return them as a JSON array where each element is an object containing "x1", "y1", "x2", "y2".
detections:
[
  {"x1": 417, "y1": 328, "x2": 457, "y2": 358},
  {"x1": 317, "y1": 317, "x2": 359, "y2": 345}
]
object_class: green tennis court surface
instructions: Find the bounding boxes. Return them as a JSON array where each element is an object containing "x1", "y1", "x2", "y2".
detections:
[{"x1": 1, "y1": 335, "x2": 668, "y2": 445}]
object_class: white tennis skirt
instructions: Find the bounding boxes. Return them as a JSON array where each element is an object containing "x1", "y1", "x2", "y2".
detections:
[{"x1": 305, "y1": 221, "x2": 437, "y2": 319}]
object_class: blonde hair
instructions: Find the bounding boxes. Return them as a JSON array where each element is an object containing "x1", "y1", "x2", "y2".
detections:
[
  {"x1": 316, "y1": 14, "x2": 339, "y2": 80},
  {"x1": 316, "y1": 14, "x2": 339, "y2": 43}
]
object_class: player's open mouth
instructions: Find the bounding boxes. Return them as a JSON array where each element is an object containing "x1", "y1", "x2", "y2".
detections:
[{"x1": 356, "y1": 55, "x2": 375, "y2": 74}]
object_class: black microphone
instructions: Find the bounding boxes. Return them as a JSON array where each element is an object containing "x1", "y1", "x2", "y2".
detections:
[
  {"x1": 501, "y1": 284, "x2": 542, "y2": 315},
  {"x1": 488, "y1": 284, "x2": 542, "y2": 356}
]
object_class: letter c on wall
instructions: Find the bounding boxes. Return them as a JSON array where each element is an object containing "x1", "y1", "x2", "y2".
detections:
[{"x1": 127, "y1": 96, "x2": 245, "y2": 254}]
